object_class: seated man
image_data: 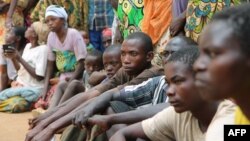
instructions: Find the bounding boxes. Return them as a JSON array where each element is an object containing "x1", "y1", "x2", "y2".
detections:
[
  {"x1": 26, "y1": 32, "x2": 164, "y2": 141},
  {"x1": 66, "y1": 36, "x2": 196, "y2": 141},
  {"x1": 110, "y1": 46, "x2": 236, "y2": 141}
]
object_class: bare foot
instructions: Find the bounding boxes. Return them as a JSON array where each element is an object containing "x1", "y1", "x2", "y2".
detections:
[
  {"x1": 25, "y1": 120, "x2": 47, "y2": 141},
  {"x1": 31, "y1": 126, "x2": 55, "y2": 141}
]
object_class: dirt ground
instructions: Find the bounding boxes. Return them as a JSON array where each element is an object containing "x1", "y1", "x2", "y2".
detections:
[{"x1": 0, "y1": 112, "x2": 60, "y2": 141}]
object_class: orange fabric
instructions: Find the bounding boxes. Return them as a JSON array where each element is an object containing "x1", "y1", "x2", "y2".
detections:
[{"x1": 142, "y1": 0, "x2": 173, "y2": 44}]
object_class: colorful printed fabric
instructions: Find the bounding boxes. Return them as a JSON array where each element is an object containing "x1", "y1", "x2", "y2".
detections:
[
  {"x1": 53, "y1": 49, "x2": 77, "y2": 73},
  {"x1": 31, "y1": 0, "x2": 88, "y2": 31},
  {"x1": 185, "y1": 0, "x2": 240, "y2": 42},
  {"x1": 0, "y1": 96, "x2": 32, "y2": 113},
  {"x1": 117, "y1": 0, "x2": 144, "y2": 39},
  {"x1": 0, "y1": 0, "x2": 27, "y2": 44}
]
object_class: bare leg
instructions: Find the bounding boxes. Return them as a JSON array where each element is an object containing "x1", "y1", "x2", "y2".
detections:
[
  {"x1": 48, "y1": 81, "x2": 68, "y2": 110},
  {"x1": 59, "y1": 80, "x2": 85, "y2": 104}
]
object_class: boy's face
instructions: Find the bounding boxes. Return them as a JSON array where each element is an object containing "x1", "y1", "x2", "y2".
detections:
[
  {"x1": 80, "y1": 31, "x2": 90, "y2": 45},
  {"x1": 165, "y1": 61, "x2": 202, "y2": 113},
  {"x1": 194, "y1": 21, "x2": 248, "y2": 101},
  {"x1": 103, "y1": 51, "x2": 122, "y2": 78},
  {"x1": 121, "y1": 39, "x2": 151, "y2": 76},
  {"x1": 102, "y1": 35, "x2": 112, "y2": 48},
  {"x1": 161, "y1": 38, "x2": 186, "y2": 64},
  {"x1": 84, "y1": 55, "x2": 103, "y2": 75}
]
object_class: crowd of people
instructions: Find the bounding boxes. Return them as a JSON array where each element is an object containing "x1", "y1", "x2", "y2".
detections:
[{"x1": 0, "y1": 0, "x2": 250, "y2": 141}]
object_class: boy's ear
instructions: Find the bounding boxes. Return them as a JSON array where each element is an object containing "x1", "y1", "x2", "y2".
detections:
[{"x1": 146, "y1": 51, "x2": 154, "y2": 62}]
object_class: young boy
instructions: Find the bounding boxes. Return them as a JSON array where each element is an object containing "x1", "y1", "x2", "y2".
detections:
[
  {"x1": 48, "y1": 49, "x2": 104, "y2": 109},
  {"x1": 88, "y1": 45, "x2": 122, "y2": 86},
  {"x1": 102, "y1": 28, "x2": 112, "y2": 49},
  {"x1": 194, "y1": 4, "x2": 250, "y2": 124},
  {"x1": 110, "y1": 47, "x2": 236, "y2": 141},
  {"x1": 26, "y1": 32, "x2": 164, "y2": 141},
  {"x1": 79, "y1": 30, "x2": 94, "y2": 52}
]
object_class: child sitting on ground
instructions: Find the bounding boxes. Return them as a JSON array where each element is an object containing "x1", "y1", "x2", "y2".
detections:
[
  {"x1": 88, "y1": 44, "x2": 122, "y2": 86},
  {"x1": 47, "y1": 49, "x2": 104, "y2": 110}
]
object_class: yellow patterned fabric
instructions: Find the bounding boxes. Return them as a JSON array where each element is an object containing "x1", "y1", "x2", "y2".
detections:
[
  {"x1": 0, "y1": 96, "x2": 31, "y2": 113},
  {"x1": 235, "y1": 107, "x2": 250, "y2": 124},
  {"x1": 31, "y1": 0, "x2": 88, "y2": 31},
  {"x1": 185, "y1": 0, "x2": 240, "y2": 42},
  {"x1": 0, "y1": 0, "x2": 26, "y2": 44}
]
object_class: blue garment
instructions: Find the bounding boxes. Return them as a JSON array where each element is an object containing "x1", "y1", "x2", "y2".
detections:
[
  {"x1": 88, "y1": 0, "x2": 114, "y2": 31},
  {"x1": 0, "y1": 87, "x2": 42, "y2": 102},
  {"x1": 89, "y1": 28, "x2": 104, "y2": 52}
]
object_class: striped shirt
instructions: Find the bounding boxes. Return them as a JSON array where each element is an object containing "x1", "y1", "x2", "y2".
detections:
[{"x1": 119, "y1": 76, "x2": 168, "y2": 109}]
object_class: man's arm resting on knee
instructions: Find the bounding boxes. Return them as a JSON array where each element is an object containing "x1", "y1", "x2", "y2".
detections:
[
  {"x1": 105, "y1": 103, "x2": 168, "y2": 125},
  {"x1": 72, "y1": 88, "x2": 120, "y2": 128}
]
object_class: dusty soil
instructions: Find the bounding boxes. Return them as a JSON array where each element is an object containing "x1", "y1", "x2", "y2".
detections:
[{"x1": 0, "y1": 112, "x2": 60, "y2": 141}]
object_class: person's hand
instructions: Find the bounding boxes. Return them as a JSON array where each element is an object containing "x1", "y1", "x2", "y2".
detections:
[
  {"x1": 72, "y1": 109, "x2": 92, "y2": 129},
  {"x1": 4, "y1": 47, "x2": 20, "y2": 60},
  {"x1": 87, "y1": 115, "x2": 112, "y2": 134},
  {"x1": 169, "y1": 16, "x2": 186, "y2": 37}
]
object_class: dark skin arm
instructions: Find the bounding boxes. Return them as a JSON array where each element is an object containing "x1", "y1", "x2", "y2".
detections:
[
  {"x1": 23, "y1": 0, "x2": 38, "y2": 17},
  {"x1": 110, "y1": 122, "x2": 150, "y2": 141},
  {"x1": 41, "y1": 60, "x2": 56, "y2": 100},
  {"x1": 5, "y1": 48, "x2": 43, "y2": 80},
  {"x1": 5, "y1": 0, "x2": 17, "y2": 28},
  {"x1": 86, "y1": 103, "x2": 169, "y2": 135},
  {"x1": 0, "y1": 65, "x2": 9, "y2": 91},
  {"x1": 26, "y1": 90, "x2": 101, "y2": 141},
  {"x1": 169, "y1": 10, "x2": 186, "y2": 37},
  {"x1": 72, "y1": 88, "x2": 119, "y2": 128},
  {"x1": 88, "y1": 71, "x2": 107, "y2": 86},
  {"x1": 88, "y1": 103, "x2": 168, "y2": 127}
]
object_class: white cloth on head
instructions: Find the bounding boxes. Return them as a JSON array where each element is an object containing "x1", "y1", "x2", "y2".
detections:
[{"x1": 45, "y1": 5, "x2": 68, "y2": 20}]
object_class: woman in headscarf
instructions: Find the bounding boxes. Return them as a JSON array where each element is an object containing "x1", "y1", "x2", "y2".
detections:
[
  {"x1": 31, "y1": 0, "x2": 88, "y2": 31},
  {"x1": 40, "y1": 5, "x2": 87, "y2": 105},
  {"x1": 0, "y1": 21, "x2": 49, "y2": 113}
]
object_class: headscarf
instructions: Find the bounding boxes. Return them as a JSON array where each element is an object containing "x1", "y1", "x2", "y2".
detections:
[
  {"x1": 102, "y1": 28, "x2": 112, "y2": 37},
  {"x1": 45, "y1": 5, "x2": 68, "y2": 21},
  {"x1": 32, "y1": 21, "x2": 50, "y2": 45}
]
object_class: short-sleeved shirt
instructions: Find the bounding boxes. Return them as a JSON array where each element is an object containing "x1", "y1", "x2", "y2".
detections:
[
  {"x1": 142, "y1": 100, "x2": 236, "y2": 141},
  {"x1": 94, "y1": 66, "x2": 164, "y2": 94},
  {"x1": 47, "y1": 28, "x2": 87, "y2": 80},
  {"x1": 88, "y1": 0, "x2": 114, "y2": 31},
  {"x1": 16, "y1": 43, "x2": 48, "y2": 88},
  {"x1": 0, "y1": 46, "x2": 17, "y2": 80},
  {"x1": 119, "y1": 76, "x2": 168, "y2": 109}
]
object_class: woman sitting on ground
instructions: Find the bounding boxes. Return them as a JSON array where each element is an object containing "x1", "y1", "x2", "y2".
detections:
[{"x1": 0, "y1": 22, "x2": 49, "y2": 113}]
